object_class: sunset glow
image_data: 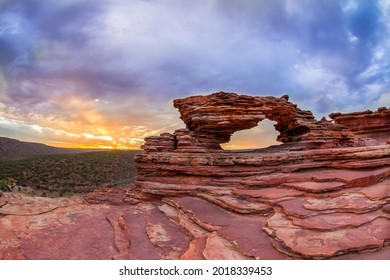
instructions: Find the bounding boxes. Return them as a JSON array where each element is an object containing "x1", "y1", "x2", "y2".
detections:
[{"x1": 1, "y1": 0, "x2": 389, "y2": 149}]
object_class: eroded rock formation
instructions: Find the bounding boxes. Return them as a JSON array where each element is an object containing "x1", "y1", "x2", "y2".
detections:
[
  {"x1": 1, "y1": 92, "x2": 389, "y2": 260},
  {"x1": 135, "y1": 92, "x2": 390, "y2": 259},
  {"x1": 142, "y1": 92, "x2": 365, "y2": 152},
  {"x1": 330, "y1": 107, "x2": 390, "y2": 144}
]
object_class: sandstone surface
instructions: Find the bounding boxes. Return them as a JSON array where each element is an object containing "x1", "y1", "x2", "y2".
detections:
[
  {"x1": 330, "y1": 107, "x2": 390, "y2": 144},
  {"x1": 0, "y1": 92, "x2": 389, "y2": 260}
]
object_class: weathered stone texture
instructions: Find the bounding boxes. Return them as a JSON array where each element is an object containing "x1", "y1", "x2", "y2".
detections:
[
  {"x1": 133, "y1": 92, "x2": 390, "y2": 259},
  {"x1": 330, "y1": 107, "x2": 390, "y2": 144},
  {"x1": 172, "y1": 92, "x2": 365, "y2": 150}
]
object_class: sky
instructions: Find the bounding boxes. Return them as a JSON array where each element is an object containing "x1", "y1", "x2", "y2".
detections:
[{"x1": 0, "y1": 0, "x2": 389, "y2": 149}]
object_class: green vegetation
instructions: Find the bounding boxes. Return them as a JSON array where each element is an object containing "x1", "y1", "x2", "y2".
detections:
[
  {"x1": 0, "y1": 150, "x2": 140, "y2": 194},
  {"x1": 0, "y1": 179, "x2": 12, "y2": 192}
]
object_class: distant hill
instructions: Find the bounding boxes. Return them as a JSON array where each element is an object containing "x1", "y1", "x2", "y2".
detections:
[{"x1": 0, "y1": 136, "x2": 97, "y2": 160}]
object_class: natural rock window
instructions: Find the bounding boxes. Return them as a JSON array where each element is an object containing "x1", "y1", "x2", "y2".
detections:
[
  {"x1": 221, "y1": 119, "x2": 279, "y2": 150},
  {"x1": 141, "y1": 92, "x2": 369, "y2": 153}
]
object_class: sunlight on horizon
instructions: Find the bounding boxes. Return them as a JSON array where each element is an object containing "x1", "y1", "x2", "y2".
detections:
[{"x1": 221, "y1": 119, "x2": 280, "y2": 150}]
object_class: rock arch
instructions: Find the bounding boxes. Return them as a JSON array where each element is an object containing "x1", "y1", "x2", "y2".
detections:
[
  {"x1": 141, "y1": 92, "x2": 364, "y2": 153},
  {"x1": 172, "y1": 92, "x2": 362, "y2": 151}
]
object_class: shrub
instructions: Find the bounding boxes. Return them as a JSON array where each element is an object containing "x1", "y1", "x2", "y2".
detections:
[{"x1": 0, "y1": 179, "x2": 11, "y2": 192}]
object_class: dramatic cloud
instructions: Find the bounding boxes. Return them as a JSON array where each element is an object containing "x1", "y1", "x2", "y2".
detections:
[{"x1": 0, "y1": 0, "x2": 389, "y2": 149}]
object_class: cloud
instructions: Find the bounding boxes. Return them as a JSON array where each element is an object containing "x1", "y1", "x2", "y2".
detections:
[
  {"x1": 0, "y1": 0, "x2": 389, "y2": 148},
  {"x1": 375, "y1": 91, "x2": 390, "y2": 108}
]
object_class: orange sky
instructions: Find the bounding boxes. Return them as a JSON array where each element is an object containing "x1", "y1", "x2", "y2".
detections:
[
  {"x1": 1, "y1": 92, "x2": 280, "y2": 150},
  {"x1": 0, "y1": 94, "x2": 183, "y2": 149}
]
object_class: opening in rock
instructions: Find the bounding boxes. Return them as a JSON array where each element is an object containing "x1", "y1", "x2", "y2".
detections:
[{"x1": 221, "y1": 119, "x2": 280, "y2": 151}]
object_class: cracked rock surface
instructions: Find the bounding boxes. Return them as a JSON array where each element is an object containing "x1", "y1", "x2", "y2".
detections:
[{"x1": 1, "y1": 166, "x2": 389, "y2": 260}]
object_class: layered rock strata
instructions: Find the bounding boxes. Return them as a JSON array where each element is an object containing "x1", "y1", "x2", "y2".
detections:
[
  {"x1": 142, "y1": 92, "x2": 365, "y2": 152},
  {"x1": 330, "y1": 107, "x2": 390, "y2": 144},
  {"x1": 134, "y1": 92, "x2": 390, "y2": 259},
  {"x1": 133, "y1": 147, "x2": 390, "y2": 259},
  {"x1": 1, "y1": 162, "x2": 389, "y2": 260}
]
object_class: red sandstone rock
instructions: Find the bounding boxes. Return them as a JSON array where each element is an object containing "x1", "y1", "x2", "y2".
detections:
[
  {"x1": 202, "y1": 232, "x2": 252, "y2": 260},
  {"x1": 264, "y1": 211, "x2": 390, "y2": 259},
  {"x1": 281, "y1": 181, "x2": 346, "y2": 193},
  {"x1": 357, "y1": 180, "x2": 390, "y2": 200},
  {"x1": 233, "y1": 187, "x2": 304, "y2": 200},
  {"x1": 1, "y1": 92, "x2": 389, "y2": 260},
  {"x1": 330, "y1": 107, "x2": 390, "y2": 144},
  {"x1": 303, "y1": 193, "x2": 383, "y2": 213},
  {"x1": 289, "y1": 210, "x2": 387, "y2": 231},
  {"x1": 180, "y1": 236, "x2": 207, "y2": 260},
  {"x1": 172, "y1": 92, "x2": 364, "y2": 149},
  {"x1": 132, "y1": 92, "x2": 390, "y2": 259}
]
